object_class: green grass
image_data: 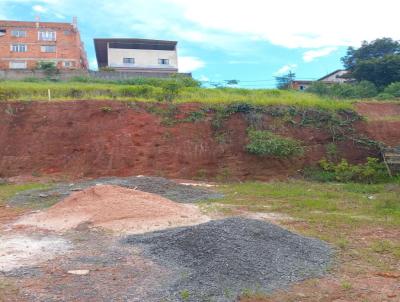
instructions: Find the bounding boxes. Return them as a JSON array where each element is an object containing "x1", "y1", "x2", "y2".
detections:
[
  {"x1": 0, "y1": 183, "x2": 49, "y2": 206},
  {"x1": 0, "y1": 81, "x2": 353, "y2": 110},
  {"x1": 203, "y1": 180, "x2": 400, "y2": 273},
  {"x1": 209, "y1": 180, "x2": 400, "y2": 224}
]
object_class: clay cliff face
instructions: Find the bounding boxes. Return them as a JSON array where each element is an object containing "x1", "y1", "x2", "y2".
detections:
[{"x1": 1, "y1": 101, "x2": 396, "y2": 180}]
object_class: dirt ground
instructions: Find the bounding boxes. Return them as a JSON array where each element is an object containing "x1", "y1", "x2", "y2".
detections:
[
  {"x1": 0, "y1": 177, "x2": 399, "y2": 301},
  {"x1": 15, "y1": 185, "x2": 209, "y2": 234}
]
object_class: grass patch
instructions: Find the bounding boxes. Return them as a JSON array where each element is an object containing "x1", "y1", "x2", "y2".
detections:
[
  {"x1": 210, "y1": 180, "x2": 400, "y2": 224},
  {"x1": 0, "y1": 81, "x2": 353, "y2": 110},
  {"x1": 0, "y1": 183, "x2": 49, "y2": 206},
  {"x1": 246, "y1": 129, "x2": 304, "y2": 157}
]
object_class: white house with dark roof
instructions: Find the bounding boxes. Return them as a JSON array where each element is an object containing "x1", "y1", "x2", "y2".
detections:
[
  {"x1": 292, "y1": 69, "x2": 353, "y2": 91},
  {"x1": 94, "y1": 38, "x2": 178, "y2": 74}
]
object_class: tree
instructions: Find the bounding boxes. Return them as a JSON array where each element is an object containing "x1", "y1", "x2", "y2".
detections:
[
  {"x1": 36, "y1": 61, "x2": 59, "y2": 78},
  {"x1": 341, "y1": 38, "x2": 400, "y2": 88},
  {"x1": 275, "y1": 71, "x2": 295, "y2": 89},
  {"x1": 352, "y1": 55, "x2": 400, "y2": 88}
]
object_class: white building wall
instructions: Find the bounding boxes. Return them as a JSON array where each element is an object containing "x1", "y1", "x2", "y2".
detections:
[
  {"x1": 320, "y1": 70, "x2": 349, "y2": 83},
  {"x1": 108, "y1": 48, "x2": 178, "y2": 69}
]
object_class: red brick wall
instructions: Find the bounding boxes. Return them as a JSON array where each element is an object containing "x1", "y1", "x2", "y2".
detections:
[{"x1": 0, "y1": 20, "x2": 88, "y2": 70}]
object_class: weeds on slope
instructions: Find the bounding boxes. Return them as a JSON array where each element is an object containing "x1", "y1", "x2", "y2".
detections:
[{"x1": 0, "y1": 81, "x2": 353, "y2": 110}]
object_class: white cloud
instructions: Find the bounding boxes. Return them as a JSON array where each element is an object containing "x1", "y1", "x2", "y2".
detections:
[
  {"x1": 303, "y1": 47, "x2": 337, "y2": 62},
  {"x1": 32, "y1": 5, "x2": 48, "y2": 13},
  {"x1": 198, "y1": 75, "x2": 209, "y2": 82},
  {"x1": 168, "y1": 0, "x2": 400, "y2": 49},
  {"x1": 274, "y1": 64, "x2": 297, "y2": 76},
  {"x1": 178, "y1": 56, "x2": 205, "y2": 72}
]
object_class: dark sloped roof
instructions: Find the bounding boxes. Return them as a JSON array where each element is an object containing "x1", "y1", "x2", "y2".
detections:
[
  {"x1": 318, "y1": 69, "x2": 347, "y2": 81},
  {"x1": 94, "y1": 38, "x2": 177, "y2": 68}
]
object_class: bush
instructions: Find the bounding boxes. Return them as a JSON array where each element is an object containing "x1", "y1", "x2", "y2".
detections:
[
  {"x1": 246, "y1": 129, "x2": 304, "y2": 157},
  {"x1": 305, "y1": 157, "x2": 390, "y2": 183},
  {"x1": 382, "y1": 82, "x2": 400, "y2": 98},
  {"x1": 0, "y1": 87, "x2": 19, "y2": 100},
  {"x1": 120, "y1": 85, "x2": 159, "y2": 98},
  {"x1": 36, "y1": 61, "x2": 59, "y2": 78},
  {"x1": 160, "y1": 80, "x2": 183, "y2": 102},
  {"x1": 307, "y1": 81, "x2": 378, "y2": 99}
]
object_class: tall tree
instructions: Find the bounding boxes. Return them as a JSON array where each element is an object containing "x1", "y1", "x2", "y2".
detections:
[{"x1": 341, "y1": 38, "x2": 400, "y2": 88}]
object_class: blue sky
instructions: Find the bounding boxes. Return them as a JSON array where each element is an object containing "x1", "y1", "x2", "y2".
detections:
[{"x1": 1, "y1": 0, "x2": 399, "y2": 88}]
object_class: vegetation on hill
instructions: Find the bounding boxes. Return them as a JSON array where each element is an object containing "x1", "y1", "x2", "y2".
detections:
[
  {"x1": 306, "y1": 38, "x2": 400, "y2": 100},
  {"x1": 0, "y1": 79, "x2": 353, "y2": 110}
]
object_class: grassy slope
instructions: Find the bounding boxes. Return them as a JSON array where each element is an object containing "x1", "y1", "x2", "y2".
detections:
[{"x1": 0, "y1": 81, "x2": 353, "y2": 110}]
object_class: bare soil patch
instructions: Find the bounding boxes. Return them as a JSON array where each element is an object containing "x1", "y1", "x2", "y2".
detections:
[{"x1": 0, "y1": 235, "x2": 70, "y2": 272}]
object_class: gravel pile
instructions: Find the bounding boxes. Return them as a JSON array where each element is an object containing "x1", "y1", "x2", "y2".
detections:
[
  {"x1": 123, "y1": 217, "x2": 333, "y2": 302},
  {"x1": 8, "y1": 176, "x2": 223, "y2": 207}
]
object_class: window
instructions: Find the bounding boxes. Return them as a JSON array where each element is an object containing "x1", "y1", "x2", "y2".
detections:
[
  {"x1": 63, "y1": 61, "x2": 74, "y2": 68},
  {"x1": 0, "y1": 29, "x2": 6, "y2": 36},
  {"x1": 123, "y1": 58, "x2": 135, "y2": 64},
  {"x1": 41, "y1": 45, "x2": 56, "y2": 53},
  {"x1": 38, "y1": 31, "x2": 56, "y2": 41},
  {"x1": 11, "y1": 30, "x2": 26, "y2": 37},
  {"x1": 10, "y1": 44, "x2": 27, "y2": 52},
  {"x1": 158, "y1": 59, "x2": 169, "y2": 65},
  {"x1": 63, "y1": 30, "x2": 71, "y2": 36},
  {"x1": 9, "y1": 61, "x2": 27, "y2": 69}
]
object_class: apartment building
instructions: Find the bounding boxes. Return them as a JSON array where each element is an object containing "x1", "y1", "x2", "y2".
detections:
[
  {"x1": 94, "y1": 38, "x2": 178, "y2": 74},
  {"x1": 0, "y1": 18, "x2": 88, "y2": 70}
]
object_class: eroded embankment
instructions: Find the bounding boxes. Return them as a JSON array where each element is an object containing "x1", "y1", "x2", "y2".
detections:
[{"x1": 0, "y1": 100, "x2": 397, "y2": 180}]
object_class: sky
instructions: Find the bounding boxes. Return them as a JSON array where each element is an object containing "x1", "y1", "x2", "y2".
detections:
[{"x1": 1, "y1": 0, "x2": 399, "y2": 88}]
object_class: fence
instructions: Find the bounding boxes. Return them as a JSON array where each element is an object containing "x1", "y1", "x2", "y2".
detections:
[{"x1": 0, "y1": 69, "x2": 192, "y2": 81}]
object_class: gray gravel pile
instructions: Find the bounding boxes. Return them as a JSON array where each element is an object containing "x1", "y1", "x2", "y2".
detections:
[
  {"x1": 123, "y1": 217, "x2": 333, "y2": 302},
  {"x1": 8, "y1": 176, "x2": 223, "y2": 207}
]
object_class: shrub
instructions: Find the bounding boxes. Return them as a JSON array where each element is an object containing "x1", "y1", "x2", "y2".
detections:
[
  {"x1": 120, "y1": 85, "x2": 158, "y2": 98},
  {"x1": 36, "y1": 61, "x2": 59, "y2": 78},
  {"x1": 246, "y1": 129, "x2": 304, "y2": 157},
  {"x1": 383, "y1": 82, "x2": 400, "y2": 98},
  {"x1": 306, "y1": 157, "x2": 390, "y2": 183},
  {"x1": 0, "y1": 87, "x2": 19, "y2": 100},
  {"x1": 307, "y1": 81, "x2": 378, "y2": 99},
  {"x1": 160, "y1": 80, "x2": 183, "y2": 102}
]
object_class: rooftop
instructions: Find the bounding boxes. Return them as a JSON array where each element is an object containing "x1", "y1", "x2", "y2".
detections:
[{"x1": 0, "y1": 20, "x2": 75, "y2": 30}]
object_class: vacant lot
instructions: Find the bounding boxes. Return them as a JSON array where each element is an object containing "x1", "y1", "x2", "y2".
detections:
[
  {"x1": 0, "y1": 178, "x2": 399, "y2": 301},
  {"x1": 203, "y1": 180, "x2": 400, "y2": 301},
  {"x1": 0, "y1": 80, "x2": 353, "y2": 110}
]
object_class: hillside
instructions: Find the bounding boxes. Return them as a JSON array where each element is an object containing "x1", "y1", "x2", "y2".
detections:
[{"x1": 1, "y1": 99, "x2": 398, "y2": 180}]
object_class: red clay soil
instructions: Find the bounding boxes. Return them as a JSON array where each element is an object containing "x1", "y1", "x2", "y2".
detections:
[
  {"x1": 0, "y1": 101, "x2": 386, "y2": 180},
  {"x1": 355, "y1": 102, "x2": 400, "y2": 147},
  {"x1": 15, "y1": 185, "x2": 209, "y2": 234}
]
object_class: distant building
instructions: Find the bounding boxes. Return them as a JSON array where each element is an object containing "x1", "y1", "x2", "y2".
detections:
[
  {"x1": 292, "y1": 69, "x2": 353, "y2": 91},
  {"x1": 318, "y1": 69, "x2": 351, "y2": 83},
  {"x1": 0, "y1": 18, "x2": 88, "y2": 70},
  {"x1": 291, "y1": 80, "x2": 313, "y2": 91},
  {"x1": 94, "y1": 38, "x2": 180, "y2": 75}
]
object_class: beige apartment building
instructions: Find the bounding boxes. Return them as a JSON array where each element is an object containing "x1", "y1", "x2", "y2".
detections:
[{"x1": 94, "y1": 38, "x2": 178, "y2": 74}]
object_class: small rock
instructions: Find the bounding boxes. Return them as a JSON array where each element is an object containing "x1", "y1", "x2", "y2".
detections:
[
  {"x1": 39, "y1": 194, "x2": 49, "y2": 198},
  {"x1": 67, "y1": 269, "x2": 90, "y2": 275},
  {"x1": 368, "y1": 195, "x2": 375, "y2": 200}
]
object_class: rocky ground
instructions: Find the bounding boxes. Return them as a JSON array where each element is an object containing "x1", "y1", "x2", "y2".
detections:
[{"x1": 0, "y1": 177, "x2": 334, "y2": 302}]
